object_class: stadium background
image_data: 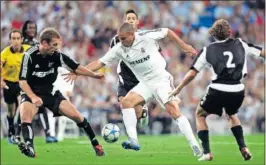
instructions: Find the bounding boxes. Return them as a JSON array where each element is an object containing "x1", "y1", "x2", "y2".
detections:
[{"x1": 0, "y1": 1, "x2": 265, "y2": 138}]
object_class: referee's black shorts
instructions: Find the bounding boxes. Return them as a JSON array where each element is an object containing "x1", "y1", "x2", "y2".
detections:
[
  {"x1": 3, "y1": 80, "x2": 20, "y2": 104},
  {"x1": 200, "y1": 87, "x2": 245, "y2": 116}
]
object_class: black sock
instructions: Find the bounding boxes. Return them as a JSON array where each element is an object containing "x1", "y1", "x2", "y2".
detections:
[
  {"x1": 7, "y1": 116, "x2": 15, "y2": 136},
  {"x1": 77, "y1": 118, "x2": 99, "y2": 146},
  {"x1": 21, "y1": 123, "x2": 34, "y2": 147},
  {"x1": 39, "y1": 107, "x2": 51, "y2": 137},
  {"x1": 16, "y1": 114, "x2": 22, "y2": 136},
  {"x1": 231, "y1": 125, "x2": 246, "y2": 149},
  {"x1": 198, "y1": 130, "x2": 211, "y2": 154}
]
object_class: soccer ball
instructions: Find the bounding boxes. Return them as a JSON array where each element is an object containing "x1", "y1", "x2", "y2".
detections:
[{"x1": 101, "y1": 123, "x2": 120, "y2": 143}]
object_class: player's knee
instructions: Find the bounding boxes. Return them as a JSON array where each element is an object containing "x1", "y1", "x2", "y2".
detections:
[
  {"x1": 121, "y1": 98, "x2": 134, "y2": 109},
  {"x1": 165, "y1": 102, "x2": 181, "y2": 119},
  {"x1": 20, "y1": 105, "x2": 33, "y2": 123}
]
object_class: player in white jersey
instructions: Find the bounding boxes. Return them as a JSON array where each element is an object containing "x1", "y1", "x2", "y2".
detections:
[
  {"x1": 52, "y1": 67, "x2": 74, "y2": 141},
  {"x1": 64, "y1": 22, "x2": 202, "y2": 158},
  {"x1": 110, "y1": 9, "x2": 168, "y2": 128}
]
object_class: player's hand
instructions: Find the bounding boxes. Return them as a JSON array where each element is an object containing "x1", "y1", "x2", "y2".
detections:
[
  {"x1": 93, "y1": 72, "x2": 105, "y2": 80},
  {"x1": 30, "y1": 95, "x2": 43, "y2": 107},
  {"x1": 1, "y1": 80, "x2": 9, "y2": 89},
  {"x1": 62, "y1": 72, "x2": 78, "y2": 84},
  {"x1": 182, "y1": 44, "x2": 197, "y2": 57}
]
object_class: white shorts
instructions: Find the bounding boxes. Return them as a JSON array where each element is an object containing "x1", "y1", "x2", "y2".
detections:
[{"x1": 130, "y1": 76, "x2": 180, "y2": 109}]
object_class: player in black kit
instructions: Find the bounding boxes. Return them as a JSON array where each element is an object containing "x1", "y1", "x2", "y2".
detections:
[
  {"x1": 169, "y1": 19, "x2": 265, "y2": 161},
  {"x1": 20, "y1": 20, "x2": 58, "y2": 143},
  {"x1": 18, "y1": 28, "x2": 105, "y2": 158}
]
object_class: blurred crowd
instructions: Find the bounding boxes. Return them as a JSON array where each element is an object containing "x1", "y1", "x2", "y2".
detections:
[{"x1": 1, "y1": 1, "x2": 265, "y2": 135}]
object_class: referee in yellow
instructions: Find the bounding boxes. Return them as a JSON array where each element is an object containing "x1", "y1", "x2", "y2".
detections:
[{"x1": 1, "y1": 29, "x2": 30, "y2": 144}]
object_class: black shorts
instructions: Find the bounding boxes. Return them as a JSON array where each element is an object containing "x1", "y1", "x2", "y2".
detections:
[
  {"x1": 117, "y1": 81, "x2": 138, "y2": 100},
  {"x1": 200, "y1": 88, "x2": 245, "y2": 116},
  {"x1": 21, "y1": 91, "x2": 66, "y2": 117},
  {"x1": 3, "y1": 80, "x2": 20, "y2": 104}
]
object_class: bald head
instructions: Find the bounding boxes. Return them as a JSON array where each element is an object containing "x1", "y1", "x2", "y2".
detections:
[{"x1": 118, "y1": 22, "x2": 135, "y2": 34}]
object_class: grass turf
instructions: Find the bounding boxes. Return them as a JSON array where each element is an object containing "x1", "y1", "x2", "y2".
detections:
[{"x1": 1, "y1": 134, "x2": 264, "y2": 165}]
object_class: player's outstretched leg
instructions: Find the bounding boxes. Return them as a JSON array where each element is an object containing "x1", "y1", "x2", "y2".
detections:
[
  {"x1": 120, "y1": 92, "x2": 143, "y2": 151},
  {"x1": 58, "y1": 100, "x2": 105, "y2": 156},
  {"x1": 18, "y1": 102, "x2": 38, "y2": 158},
  {"x1": 195, "y1": 105, "x2": 213, "y2": 161},
  {"x1": 228, "y1": 115, "x2": 252, "y2": 161},
  {"x1": 165, "y1": 101, "x2": 202, "y2": 157}
]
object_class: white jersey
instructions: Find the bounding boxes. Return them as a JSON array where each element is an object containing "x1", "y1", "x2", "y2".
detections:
[
  {"x1": 109, "y1": 28, "x2": 168, "y2": 79},
  {"x1": 100, "y1": 29, "x2": 170, "y2": 85},
  {"x1": 53, "y1": 67, "x2": 74, "y2": 94}
]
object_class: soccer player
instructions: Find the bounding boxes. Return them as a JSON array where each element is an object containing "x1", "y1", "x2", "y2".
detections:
[
  {"x1": 110, "y1": 9, "x2": 149, "y2": 127},
  {"x1": 169, "y1": 19, "x2": 265, "y2": 161},
  {"x1": 65, "y1": 23, "x2": 202, "y2": 157},
  {"x1": 21, "y1": 20, "x2": 58, "y2": 143},
  {"x1": 18, "y1": 28, "x2": 105, "y2": 158},
  {"x1": 1, "y1": 30, "x2": 30, "y2": 144}
]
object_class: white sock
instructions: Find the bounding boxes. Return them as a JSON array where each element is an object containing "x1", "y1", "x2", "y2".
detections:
[
  {"x1": 47, "y1": 111, "x2": 56, "y2": 137},
  {"x1": 175, "y1": 115, "x2": 201, "y2": 151},
  {"x1": 57, "y1": 116, "x2": 67, "y2": 141},
  {"x1": 122, "y1": 108, "x2": 138, "y2": 141}
]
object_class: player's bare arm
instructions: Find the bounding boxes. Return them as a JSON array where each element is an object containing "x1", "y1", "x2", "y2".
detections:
[
  {"x1": 74, "y1": 65, "x2": 104, "y2": 79},
  {"x1": 167, "y1": 29, "x2": 197, "y2": 56},
  {"x1": 63, "y1": 60, "x2": 106, "y2": 82},
  {"x1": 169, "y1": 69, "x2": 198, "y2": 97},
  {"x1": 19, "y1": 80, "x2": 43, "y2": 106},
  {"x1": 261, "y1": 49, "x2": 265, "y2": 57}
]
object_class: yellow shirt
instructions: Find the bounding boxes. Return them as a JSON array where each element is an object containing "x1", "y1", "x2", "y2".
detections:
[{"x1": 1, "y1": 44, "x2": 31, "y2": 82}]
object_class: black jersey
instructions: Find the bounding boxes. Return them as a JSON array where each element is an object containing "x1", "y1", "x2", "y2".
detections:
[
  {"x1": 191, "y1": 38, "x2": 262, "y2": 86},
  {"x1": 23, "y1": 38, "x2": 39, "y2": 46},
  {"x1": 19, "y1": 45, "x2": 79, "y2": 95}
]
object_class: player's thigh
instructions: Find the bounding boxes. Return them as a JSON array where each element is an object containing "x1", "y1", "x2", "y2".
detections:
[
  {"x1": 20, "y1": 94, "x2": 38, "y2": 122},
  {"x1": 152, "y1": 77, "x2": 180, "y2": 109},
  {"x1": 224, "y1": 90, "x2": 245, "y2": 116},
  {"x1": 200, "y1": 88, "x2": 223, "y2": 116},
  {"x1": 122, "y1": 82, "x2": 153, "y2": 108},
  {"x1": 58, "y1": 100, "x2": 83, "y2": 123}
]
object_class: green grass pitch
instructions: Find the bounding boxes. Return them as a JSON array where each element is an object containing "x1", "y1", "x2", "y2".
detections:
[{"x1": 1, "y1": 134, "x2": 264, "y2": 165}]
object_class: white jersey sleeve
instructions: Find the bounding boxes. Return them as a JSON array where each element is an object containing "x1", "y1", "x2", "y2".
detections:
[
  {"x1": 238, "y1": 38, "x2": 262, "y2": 57},
  {"x1": 191, "y1": 47, "x2": 208, "y2": 72},
  {"x1": 99, "y1": 44, "x2": 120, "y2": 65},
  {"x1": 137, "y1": 28, "x2": 168, "y2": 41}
]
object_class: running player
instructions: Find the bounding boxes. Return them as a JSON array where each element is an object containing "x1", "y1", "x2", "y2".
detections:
[{"x1": 169, "y1": 19, "x2": 265, "y2": 161}]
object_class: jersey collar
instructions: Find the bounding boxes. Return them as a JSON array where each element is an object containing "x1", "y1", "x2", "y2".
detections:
[{"x1": 10, "y1": 46, "x2": 24, "y2": 53}]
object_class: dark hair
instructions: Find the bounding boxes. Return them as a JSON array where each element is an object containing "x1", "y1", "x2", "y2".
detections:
[
  {"x1": 118, "y1": 22, "x2": 135, "y2": 33},
  {"x1": 9, "y1": 29, "x2": 22, "y2": 39},
  {"x1": 125, "y1": 9, "x2": 138, "y2": 19},
  {"x1": 39, "y1": 28, "x2": 61, "y2": 44},
  {"x1": 209, "y1": 19, "x2": 231, "y2": 40},
  {"x1": 21, "y1": 20, "x2": 37, "y2": 38}
]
